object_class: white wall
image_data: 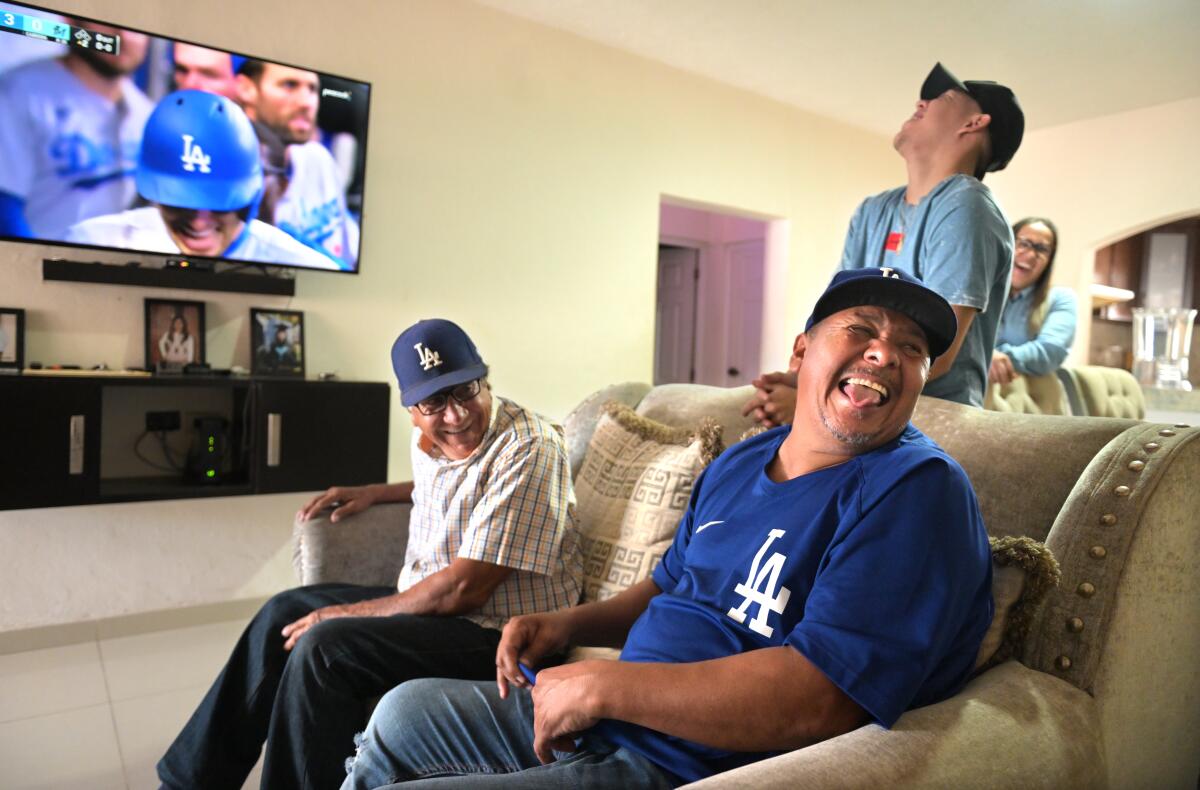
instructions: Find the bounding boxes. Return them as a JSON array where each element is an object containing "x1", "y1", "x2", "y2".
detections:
[
  {"x1": 0, "y1": 0, "x2": 900, "y2": 628},
  {"x1": 987, "y1": 97, "x2": 1200, "y2": 364}
]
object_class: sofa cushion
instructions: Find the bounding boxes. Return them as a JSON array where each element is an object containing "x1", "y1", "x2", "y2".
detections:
[
  {"x1": 975, "y1": 535, "x2": 1061, "y2": 671},
  {"x1": 634, "y1": 382, "x2": 755, "y2": 452},
  {"x1": 570, "y1": 402, "x2": 723, "y2": 661}
]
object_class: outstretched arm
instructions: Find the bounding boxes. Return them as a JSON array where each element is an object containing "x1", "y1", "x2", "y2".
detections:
[
  {"x1": 296, "y1": 481, "x2": 415, "y2": 522},
  {"x1": 281, "y1": 556, "x2": 512, "y2": 649},
  {"x1": 997, "y1": 291, "x2": 1077, "y2": 377}
]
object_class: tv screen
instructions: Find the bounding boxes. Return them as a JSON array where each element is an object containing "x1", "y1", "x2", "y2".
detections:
[{"x1": 0, "y1": 1, "x2": 370, "y2": 273}]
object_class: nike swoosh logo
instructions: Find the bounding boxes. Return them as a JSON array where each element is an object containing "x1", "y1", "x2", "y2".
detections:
[{"x1": 695, "y1": 520, "x2": 724, "y2": 534}]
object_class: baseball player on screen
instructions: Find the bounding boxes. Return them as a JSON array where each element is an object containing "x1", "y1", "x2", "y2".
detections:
[
  {"x1": 65, "y1": 89, "x2": 339, "y2": 269},
  {"x1": 172, "y1": 42, "x2": 242, "y2": 101},
  {"x1": 0, "y1": 17, "x2": 153, "y2": 239},
  {"x1": 236, "y1": 60, "x2": 360, "y2": 269}
]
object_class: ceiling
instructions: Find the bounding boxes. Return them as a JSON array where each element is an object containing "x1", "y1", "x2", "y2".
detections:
[{"x1": 475, "y1": 0, "x2": 1200, "y2": 137}]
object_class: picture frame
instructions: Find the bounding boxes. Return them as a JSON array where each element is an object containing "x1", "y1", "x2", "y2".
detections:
[
  {"x1": 144, "y1": 298, "x2": 206, "y2": 370},
  {"x1": 250, "y1": 308, "x2": 305, "y2": 378},
  {"x1": 0, "y1": 307, "x2": 25, "y2": 370}
]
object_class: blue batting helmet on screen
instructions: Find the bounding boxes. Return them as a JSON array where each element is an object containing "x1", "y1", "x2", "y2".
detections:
[{"x1": 136, "y1": 90, "x2": 263, "y2": 212}]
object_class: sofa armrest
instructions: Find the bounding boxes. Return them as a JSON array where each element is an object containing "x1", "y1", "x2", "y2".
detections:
[
  {"x1": 292, "y1": 502, "x2": 412, "y2": 587},
  {"x1": 684, "y1": 661, "x2": 1104, "y2": 789}
]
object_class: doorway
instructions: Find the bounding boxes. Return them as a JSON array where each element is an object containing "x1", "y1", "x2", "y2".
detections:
[
  {"x1": 654, "y1": 200, "x2": 782, "y2": 387},
  {"x1": 654, "y1": 244, "x2": 700, "y2": 385}
]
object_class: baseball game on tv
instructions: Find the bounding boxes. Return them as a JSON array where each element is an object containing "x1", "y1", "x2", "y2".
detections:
[{"x1": 0, "y1": 1, "x2": 371, "y2": 273}]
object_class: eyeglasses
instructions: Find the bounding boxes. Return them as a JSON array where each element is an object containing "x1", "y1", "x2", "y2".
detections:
[
  {"x1": 414, "y1": 379, "x2": 482, "y2": 416},
  {"x1": 1016, "y1": 238, "x2": 1053, "y2": 258}
]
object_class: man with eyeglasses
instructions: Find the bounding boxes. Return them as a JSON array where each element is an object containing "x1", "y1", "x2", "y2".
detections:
[
  {"x1": 744, "y1": 62, "x2": 1024, "y2": 423},
  {"x1": 159, "y1": 318, "x2": 582, "y2": 790}
]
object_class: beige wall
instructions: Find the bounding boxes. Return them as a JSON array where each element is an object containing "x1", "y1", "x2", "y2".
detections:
[
  {"x1": 0, "y1": 0, "x2": 900, "y2": 628},
  {"x1": 987, "y1": 97, "x2": 1200, "y2": 365}
]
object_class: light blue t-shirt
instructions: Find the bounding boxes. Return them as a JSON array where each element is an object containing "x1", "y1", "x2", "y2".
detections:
[
  {"x1": 996, "y1": 286, "x2": 1077, "y2": 377},
  {"x1": 838, "y1": 174, "x2": 1014, "y2": 406},
  {"x1": 596, "y1": 424, "x2": 992, "y2": 784}
]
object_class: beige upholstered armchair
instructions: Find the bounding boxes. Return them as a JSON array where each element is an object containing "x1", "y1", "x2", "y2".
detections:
[
  {"x1": 984, "y1": 372, "x2": 1071, "y2": 415},
  {"x1": 985, "y1": 365, "x2": 1145, "y2": 419},
  {"x1": 294, "y1": 383, "x2": 1199, "y2": 789},
  {"x1": 1063, "y1": 365, "x2": 1147, "y2": 419}
]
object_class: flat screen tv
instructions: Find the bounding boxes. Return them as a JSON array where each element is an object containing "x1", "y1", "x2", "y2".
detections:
[{"x1": 0, "y1": 1, "x2": 370, "y2": 273}]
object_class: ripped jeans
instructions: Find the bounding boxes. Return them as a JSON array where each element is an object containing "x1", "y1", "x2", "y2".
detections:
[{"x1": 341, "y1": 678, "x2": 676, "y2": 789}]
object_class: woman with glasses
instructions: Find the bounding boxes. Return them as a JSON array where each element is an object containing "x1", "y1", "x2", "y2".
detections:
[{"x1": 989, "y1": 217, "x2": 1077, "y2": 385}]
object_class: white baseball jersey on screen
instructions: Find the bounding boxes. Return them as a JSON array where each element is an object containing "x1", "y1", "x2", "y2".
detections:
[
  {"x1": 274, "y1": 140, "x2": 359, "y2": 269},
  {"x1": 65, "y1": 206, "x2": 342, "y2": 269},
  {"x1": 0, "y1": 57, "x2": 154, "y2": 238}
]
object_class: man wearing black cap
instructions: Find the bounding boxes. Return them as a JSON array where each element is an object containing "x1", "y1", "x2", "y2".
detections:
[
  {"x1": 746, "y1": 62, "x2": 1023, "y2": 424},
  {"x1": 341, "y1": 270, "x2": 993, "y2": 789},
  {"x1": 160, "y1": 319, "x2": 581, "y2": 790}
]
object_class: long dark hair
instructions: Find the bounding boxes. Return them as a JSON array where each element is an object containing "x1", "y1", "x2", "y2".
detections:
[
  {"x1": 169, "y1": 312, "x2": 190, "y2": 341},
  {"x1": 1012, "y1": 217, "x2": 1059, "y2": 335}
]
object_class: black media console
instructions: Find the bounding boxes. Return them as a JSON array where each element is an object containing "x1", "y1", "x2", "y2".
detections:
[{"x1": 0, "y1": 374, "x2": 389, "y2": 511}]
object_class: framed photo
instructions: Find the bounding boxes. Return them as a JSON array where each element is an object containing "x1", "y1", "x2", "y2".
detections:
[
  {"x1": 0, "y1": 307, "x2": 25, "y2": 370},
  {"x1": 145, "y1": 298, "x2": 206, "y2": 370},
  {"x1": 250, "y1": 308, "x2": 305, "y2": 378}
]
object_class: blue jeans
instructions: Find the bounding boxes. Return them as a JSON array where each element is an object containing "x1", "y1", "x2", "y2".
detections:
[
  {"x1": 342, "y1": 678, "x2": 677, "y2": 789},
  {"x1": 157, "y1": 584, "x2": 502, "y2": 790}
]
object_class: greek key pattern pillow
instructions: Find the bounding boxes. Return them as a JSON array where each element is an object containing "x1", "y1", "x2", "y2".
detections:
[{"x1": 575, "y1": 401, "x2": 723, "y2": 605}]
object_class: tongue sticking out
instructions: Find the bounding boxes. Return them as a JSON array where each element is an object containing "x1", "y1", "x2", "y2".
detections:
[{"x1": 844, "y1": 382, "x2": 883, "y2": 408}]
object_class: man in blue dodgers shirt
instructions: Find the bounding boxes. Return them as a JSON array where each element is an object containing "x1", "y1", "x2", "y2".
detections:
[{"x1": 340, "y1": 267, "x2": 993, "y2": 789}]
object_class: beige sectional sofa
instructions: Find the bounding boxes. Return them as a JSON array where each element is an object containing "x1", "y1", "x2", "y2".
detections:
[{"x1": 294, "y1": 383, "x2": 1199, "y2": 789}]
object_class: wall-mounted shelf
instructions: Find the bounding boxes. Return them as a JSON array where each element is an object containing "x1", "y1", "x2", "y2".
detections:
[
  {"x1": 43, "y1": 258, "x2": 295, "y2": 296},
  {"x1": 0, "y1": 374, "x2": 388, "y2": 511}
]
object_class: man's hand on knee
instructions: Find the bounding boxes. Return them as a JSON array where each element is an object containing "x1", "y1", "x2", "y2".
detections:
[
  {"x1": 281, "y1": 604, "x2": 354, "y2": 650},
  {"x1": 531, "y1": 661, "x2": 609, "y2": 764}
]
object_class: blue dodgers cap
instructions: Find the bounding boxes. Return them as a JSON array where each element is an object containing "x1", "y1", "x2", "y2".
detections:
[
  {"x1": 805, "y1": 268, "x2": 958, "y2": 360},
  {"x1": 391, "y1": 319, "x2": 488, "y2": 407}
]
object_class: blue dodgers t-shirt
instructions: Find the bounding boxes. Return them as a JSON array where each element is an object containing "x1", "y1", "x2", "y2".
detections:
[
  {"x1": 838, "y1": 174, "x2": 1014, "y2": 407},
  {"x1": 595, "y1": 424, "x2": 992, "y2": 784}
]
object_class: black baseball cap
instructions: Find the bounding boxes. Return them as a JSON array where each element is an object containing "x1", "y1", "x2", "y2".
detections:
[
  {"x1": 920, "y1": 62, "x2": 1024, "y2": 174},
  {"x1": 391, "y1": 319, "x2": 488, "y2": 407},
  {"x1": 805, "y1": 268, "x2": 958, "y2": 360}
]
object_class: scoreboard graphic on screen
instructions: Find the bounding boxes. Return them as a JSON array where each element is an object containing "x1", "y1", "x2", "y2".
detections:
[{"x1": 0, "y1": 6, "x2": 119, "y2": 52}]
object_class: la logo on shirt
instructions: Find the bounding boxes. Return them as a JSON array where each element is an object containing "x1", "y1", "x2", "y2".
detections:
[{"x1": 726, "y1": 529, "x2": 792, "y2": 638}]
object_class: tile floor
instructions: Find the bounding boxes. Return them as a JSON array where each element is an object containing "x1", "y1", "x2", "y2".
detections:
[{"x1": 0, "y1": 617, "x2": 263, "y2": 789}]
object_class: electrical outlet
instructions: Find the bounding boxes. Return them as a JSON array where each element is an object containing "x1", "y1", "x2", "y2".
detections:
[{"x1": 146, "y1": 410, "x2": 181, "y2": 432}]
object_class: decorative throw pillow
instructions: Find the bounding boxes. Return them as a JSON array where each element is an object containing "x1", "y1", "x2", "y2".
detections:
[
  {"x1": 569, "y1": 401, "x2": 723, "y2": 662},
  {"x1": 975, "y1": 535, "x2": 1061, "y2": 671}
]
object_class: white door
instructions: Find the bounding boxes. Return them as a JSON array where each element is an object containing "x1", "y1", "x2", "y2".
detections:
[
  {"x1": 724, "y1": 239, "x2": 765, "y2": 386},
  {"x1": 654, "y1": 245, "x2": 699, "y2": 384}
]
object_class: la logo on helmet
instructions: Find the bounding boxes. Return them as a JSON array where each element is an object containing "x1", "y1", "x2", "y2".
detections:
[
  {"x1": 879, "y1": 267, "x2": 900, "y2": 279},
  {"x1": 413, "y1": 342, "x2": 442, "y2": 371},
  {"x1": 180, "y1": 134, "x2": 212, "y2": 174}
]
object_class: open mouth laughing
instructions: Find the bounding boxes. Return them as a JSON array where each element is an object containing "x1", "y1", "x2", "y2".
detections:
[{"x1": 838, "y1": 375, "x2": 891, "y2": 408}]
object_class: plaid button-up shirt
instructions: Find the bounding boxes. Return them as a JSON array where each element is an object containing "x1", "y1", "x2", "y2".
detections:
[{"x1": 400, "y1": 396, "x2": 582, "y2": 630}]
